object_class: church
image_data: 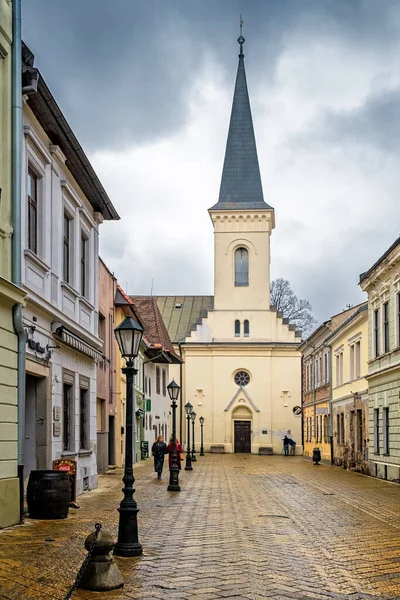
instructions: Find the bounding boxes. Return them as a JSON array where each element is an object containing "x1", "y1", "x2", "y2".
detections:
[{"x1": 155, "y1": 32, "x2": 302, "y2": 455}]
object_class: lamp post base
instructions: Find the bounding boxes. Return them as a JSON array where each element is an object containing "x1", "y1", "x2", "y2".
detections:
[
  {"x1": 167, "y1": 468, "x2": 181, "y2": 492},
  {"x1": 113, "y1": 541, "x2": 143, "y2": 557},
  {"x1": 200, "y1": 449, "x2": 205, "y2": 456},
  {"x1": 185, "y1": 456, "x2": 193, "y2": 471},
  {"x1": 191, "y1": 453, "x2": 197, "y2": 462}
]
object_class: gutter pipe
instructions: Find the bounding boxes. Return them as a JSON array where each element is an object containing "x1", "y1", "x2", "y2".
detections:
[{"x1": 11, "y1": 0, "x2": 26, "y2": 522}]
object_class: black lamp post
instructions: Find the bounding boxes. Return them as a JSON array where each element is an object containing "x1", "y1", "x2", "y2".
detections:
[
  {"x1": 167, "y1": 379, "x2": 180, "y2": 492},
  {"x1": 191, "y1": 411, "x2": 197, "y2": 462},
  {"x1": 199, "y1": 416, "x2": 205, "y2": 456},
  {"x1": 113, "y1": 315, "x2": 144, "y2": 557},
  {"x1": 184, "y1": 402, "x2": 193, "y2": 471}
]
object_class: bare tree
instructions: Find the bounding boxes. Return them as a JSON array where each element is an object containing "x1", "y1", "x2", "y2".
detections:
[{"x1": 270, "y1": 278, "x2": 317, "y2": 336}]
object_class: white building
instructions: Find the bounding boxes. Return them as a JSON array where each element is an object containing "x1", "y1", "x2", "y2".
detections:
[{"x1": 21, "y1": 43, "x2": 119, "y2": 495}]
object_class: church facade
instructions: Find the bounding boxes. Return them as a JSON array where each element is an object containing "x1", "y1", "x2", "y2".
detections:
[{"x1": 156, "y1": 34, "x2": 302, "y2": 454}]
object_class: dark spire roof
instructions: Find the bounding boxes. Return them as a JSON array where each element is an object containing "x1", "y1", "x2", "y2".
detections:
[{"x1": 210, "y1": 30, "x2": 272, "y2": 211}]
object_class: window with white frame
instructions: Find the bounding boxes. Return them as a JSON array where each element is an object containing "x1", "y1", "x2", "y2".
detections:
[
  {"x1": 355, "y1": 341, "x2": 361, "y2": 378},
  {"x1": 234, "y1": 320, "x2": 240, "y2": 337},
  {"x1": 27, "y1": 168, "x2": 39, "y2": 254},
  {"x1": 397, "y1": 292, "x2": 400, "y2": 347},
  {"x1": 383, "y1": 302, "x2": 389, "y2": 354},
  {"x1": 63, "y1": 213, "x2": 71, "y2": 284},
  {"x1": 335, "y1": 352, "x2": 343, "y2": 386},
  {"x1": 373, "y1": 308, "x2": 379, "y2": 358},
  {"x1": 80, "y1": 234, "x2": 88, "y2": 297},
  {"x1": 324, "y1": 352, "x2": 329, "y2": 384},
  {"x1": 314, "y1": 358, "x2": 319, "y2": 387},
  {"x1": 234, "y1": 247, "x2": 249, "y2": 286},
  {"x1": 383, "y1": 407, "x2": 390, "y2": 455},
  {"x1": 244, "y1": 319, "x2": 250, "y2": 337},
  {"x1": 374, "y1": 408, "x2": 380, "y2": 453}
]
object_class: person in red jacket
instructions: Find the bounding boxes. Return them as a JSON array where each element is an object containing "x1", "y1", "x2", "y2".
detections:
[{"x1": 168, "y1": 436, "x2": 183, "y2": 470}]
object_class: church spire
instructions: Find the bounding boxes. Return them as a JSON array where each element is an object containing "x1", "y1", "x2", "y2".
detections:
[{"x1": 210, "y1": 20, "x2": 271, "y2": 211}]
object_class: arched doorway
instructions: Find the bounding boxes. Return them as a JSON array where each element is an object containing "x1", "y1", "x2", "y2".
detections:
[{"x1": 232, "y1": 406, "x2": 252, "y2": 453}]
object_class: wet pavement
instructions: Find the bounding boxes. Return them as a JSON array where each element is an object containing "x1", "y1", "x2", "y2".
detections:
[{"x1": 0, "y1": 454, "x2": 399, "y2": 600}]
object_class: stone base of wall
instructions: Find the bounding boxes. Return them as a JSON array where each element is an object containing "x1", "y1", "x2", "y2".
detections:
[
  {"x1": 376, "y1": 463, "x2": 400, "y2": 483},
  {"x1": 0, "y1": 477, "x2": 20, "y2": 528}
]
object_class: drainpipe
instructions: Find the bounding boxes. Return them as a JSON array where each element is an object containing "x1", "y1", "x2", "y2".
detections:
[
  {"x1": 178, "y1": 342, "x2": 183, "y2": 444},
  {"x1": 300, "y1": 355, "x2": 304, "y2": 450},
  {"x1": 11, "y1": 0, "x2": 26, "y2": 522},
  {"x1": 326, "y1": 343, "x2": 334, "y2": 465}
]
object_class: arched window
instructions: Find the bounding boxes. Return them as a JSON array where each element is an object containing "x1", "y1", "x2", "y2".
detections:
[
  {"x1": 235, "y1": 320, "x2": 240, "y2": 337},
  {"x1": 244, "y1": 320, "x2": 249, "y2": 337},
  {"x1": 235, "y1": 247, "x2": 249, "y2": 286}
]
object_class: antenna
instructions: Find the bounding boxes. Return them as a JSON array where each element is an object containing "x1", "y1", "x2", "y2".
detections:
[
  {"x1": 150, "y1": 278, "x2": 154, "y2": 296},
  {"x1": 238, "y1": 14, "x2": 245, "y2": 57}
]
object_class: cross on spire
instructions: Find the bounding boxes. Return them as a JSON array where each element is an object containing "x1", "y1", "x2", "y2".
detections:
[{"x1": 238, "y1": 14, "x2": 245, "y2": 57}]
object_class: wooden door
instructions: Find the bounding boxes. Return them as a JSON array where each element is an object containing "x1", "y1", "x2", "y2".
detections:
[{"x1": 234, "y1": 421, "x2": 251, "y2": 453}]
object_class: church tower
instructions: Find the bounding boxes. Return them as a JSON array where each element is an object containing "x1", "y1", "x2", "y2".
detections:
[
  {"x1": 209, "y1": 29, "x2": 275, "y2": 314},
  {"x1": 156, "y1": 26, "x2": 302, "y2": 455}
]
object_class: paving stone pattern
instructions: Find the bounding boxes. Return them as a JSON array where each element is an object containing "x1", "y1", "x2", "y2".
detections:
[{"x1": 0, "y1": 455, "x2": 399, "y2": 600}]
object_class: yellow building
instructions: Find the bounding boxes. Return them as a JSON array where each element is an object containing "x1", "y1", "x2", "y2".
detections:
[
  {"x1": 326, "y1": 303, "x2": 372, "y2": 473},
  {"x1": 0, "y1": 0, "x2": 26, "y2": 527},
  {"x1": 158, "y1": 35, "x2": 302, "y2": 455}
]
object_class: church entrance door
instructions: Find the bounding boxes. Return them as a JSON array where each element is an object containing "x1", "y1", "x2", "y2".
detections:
[{"x1": 234, "y1": 420, "x2": 251, "y2": 453}]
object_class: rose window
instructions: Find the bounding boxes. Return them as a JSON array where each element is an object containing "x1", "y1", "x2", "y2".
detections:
[{"x1": 234, "y1": 371, "x2": 250, "y2": 386}]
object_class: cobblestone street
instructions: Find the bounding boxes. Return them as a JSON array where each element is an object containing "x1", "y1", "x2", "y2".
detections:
[{"x1": 0, "y1": 455, "x2": 399, "y2": 600}]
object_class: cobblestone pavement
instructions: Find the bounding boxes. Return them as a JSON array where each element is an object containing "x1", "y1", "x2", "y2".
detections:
[{"x1": 0, "y1": 455, "x2": 399, "y2": 600}]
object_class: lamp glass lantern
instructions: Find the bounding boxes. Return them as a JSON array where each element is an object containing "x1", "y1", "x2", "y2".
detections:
[
  {"x1": 199, "y1": 416, "x2": 204, "y2": 425},
  {"x1": 167, "y1": 379, "x2": 180, "y2": 403},
  {"x1": 114, "y1": 316, "x2": 143, "y2": 360},
  {"x1": 184, "y1": 402, "x2": 193, "y2": 415},
  {"x1": 191, "y1": 411, "x2": 197, "y2": 422}
]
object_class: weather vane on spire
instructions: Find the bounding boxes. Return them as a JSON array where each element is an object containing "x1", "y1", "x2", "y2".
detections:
[{"x1": 238, "y1": 14, "x2": 245, "y2": 57}]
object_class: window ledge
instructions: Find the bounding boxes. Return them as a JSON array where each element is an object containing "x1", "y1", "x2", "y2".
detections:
[
  {"x1": 61, "y1": 451, "x2": 77, "y2": 458},
  {"x1": 61, "y1": 280, "x2": 80, "y2": 298},
  {"x1": 383, "y1": 453, "x2": 390, "y2": 457},
  {"x1": 79, "y1": 296, "x2": 95, "y2": 311},
  {"x1": 78, "y1": 449, "x2": 92, "y2": 456},
  {"x1": 24, "y1": 249, "x2": 50, "y2": 274}
]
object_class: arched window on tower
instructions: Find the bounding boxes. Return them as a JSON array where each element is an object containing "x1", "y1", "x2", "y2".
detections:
[
  {"x1": 234, "y1": 247, "x2": 249, "y2": 286},
  {"x1": 235, "y1": 320, "x2": 240, "y2": 337},
  {"x1": 244, "y1": 320, "x2": 249, "y2": 337}
]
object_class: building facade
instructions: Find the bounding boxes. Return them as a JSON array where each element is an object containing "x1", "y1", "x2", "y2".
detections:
[
  {"x1": 157, "y1": 36, "x2": 302, "y2": 455},
  {"x1": 326, "y1": 303, "x2": 371, "y2": 474},
  {"x1": 0, "y1": 0, "x2": 26, "y2": 527},
  {"x1": 20, "y1": 43, "x2": 119, "y2": 495},
  {"x1": 96, "y1": 259, "x2": 117, "y2": 473},
  {"x1": 360, "y1": 237, "x2": 400, "y2": 482},
  {"x1": 299, "y1": 306, "x2": 360, "y2": 463}
]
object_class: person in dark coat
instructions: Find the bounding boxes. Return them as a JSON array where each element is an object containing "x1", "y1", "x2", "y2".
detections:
[
  {"x1": 282, "y1": 435, "x2": 290, "y2": 456},
  {"x1": 152, "y1": 435, "x2": 168, "y2": 479},
  {"x1": 168, "y1": 436, "x2": 183, "y2": 470}
]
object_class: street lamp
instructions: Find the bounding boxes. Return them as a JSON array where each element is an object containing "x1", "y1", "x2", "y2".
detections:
[
  {"x1": 191, "y1": 411, "x2": 197, "y2": 462},
  {"x1": 184, "y1": 402, "x2": 193, "y2": 471},
  {"x1": 167, "y1": 379, "x2": 180, "y2": 492},
  {"x1": 113, "y1": 315, "x2": 144, "y2": 557},
  {"x1": 199, "y1": 416, "x2": 205, "y2": 456}
]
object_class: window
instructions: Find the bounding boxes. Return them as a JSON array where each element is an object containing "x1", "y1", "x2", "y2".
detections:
[
  {"x1": 374, "y1": 309, "x2": 379, "y2": 357},
  {"x1": 350, "y1": 344, "x2": 355, "y2": 380},
  {"x1": 336, "y1": 354, "x2": 340, "y2": 386},
  {"x1": 162, "y1": 369, "x2": 166, "y2": 397},
  {"x1": 309, "y1": 417, "x2": 313, "y2": 442},
  {"x1": 235, "y1": 320, "x2": 240, "y2": 337},
  {"x1": 336, "y1": 414, "x2": 340, "y2": 444},
  {"x1": 63, "y1": 214, "x2": 71, "y2": 283},
  {"x1": 234, "y1": 247, "x2": 249, "y2": 286},
  {"x1": 80, "y1": 379, "x2": 90, "y2": 450},
  {"x1": 156, "y1": 367, "x2": 160, "y2": 395},
  {"x1": 148, "y1": 377, "x2": 152, "y2": 397},
  {"x1": 234, "y1": 370, "x2": 250, "y2": 386},
  {"x1": 340, "y1": 413, "x2": 345, "y2": 445},
  {"x1": 305, "y1": 418, "x2": 309, "y2": 443},
  {"x1": 81, "y1": 235, "x2": 88, "y2": 297},
  {"x1": 374, "y1": 408, "x2": 380, "y2": 453},
  {"x1": 144, "y1": 375, "x2": 148, "y2": 395},
  {"x1": 319, "y1": 415, "x2": 323, "y2": 443},
  {"x1": 98, "y1": 313, "x2": 106, "y2": 342},
  {"x1": 324, "y1": 415, "x2": 329, "y2": 443},
  {"x1": 383, "y1": 407, "x2": 389, "y2": 455},
  {"x1": 315, "y1": 414, "x2": 319, "y2": 442},
  {"x1": 324, "y1": 354, "x2": 329, "y2": 384},
  {"x1": 314, "y1": 358, "x2": 319, "y2": 387},
  {"x1": 356, "y1": 409, "x2": 363, "y2": 455},
  {"x1": 397, "y1": 293, "x2": 400, "y2": 347},
  {"x1": 355, "y1": 341, "x2": 361, "y2": 378},
  {"x1": 63, "y1": 383, "x2": 73, "y2": 451},
  {"x1": 244, "y1": 320, "x2": 249, "y2": 337},
  {"x1": 28, "y1": 169, "x2": 38, "y2": 253},
  {"x1": 383, "y1": 302, "x2": 389, "y2": 354}
]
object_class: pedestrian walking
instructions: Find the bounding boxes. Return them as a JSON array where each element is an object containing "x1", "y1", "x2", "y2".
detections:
[
  {"x1": 152, "y1": 435, "x2": 168, "y2": 479},
  {"x1": 168, "y1": 436, "x2": 183, "y2": 470},
  {"x1": 282, "y1": 435, "x2": 290, "y2": 456}
]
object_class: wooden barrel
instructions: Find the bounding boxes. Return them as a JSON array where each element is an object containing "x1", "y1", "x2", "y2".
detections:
[{"x1": 27, "y1": 470, "x2": 70, "y2": 519}]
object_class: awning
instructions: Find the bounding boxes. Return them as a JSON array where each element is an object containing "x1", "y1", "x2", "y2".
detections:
[{"x1": 52, "y1": 325, "x2": 104, "y2": 362}]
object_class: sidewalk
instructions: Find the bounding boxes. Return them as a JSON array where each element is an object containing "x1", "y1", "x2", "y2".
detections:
[{"x1": 0, "y1": 455, "x2": 399, "y2": 600}]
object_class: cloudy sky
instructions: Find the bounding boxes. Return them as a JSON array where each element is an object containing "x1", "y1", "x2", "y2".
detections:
[{"x1": 22, "y1": 0, "x2": 400, "y2": 324}]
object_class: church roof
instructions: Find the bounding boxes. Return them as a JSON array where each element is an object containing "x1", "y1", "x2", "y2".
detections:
[
  {"x1": 156, "y1": 296, "x2": 214, "y2": 343},
  {"x1": 209, "y1": 33, "x2": 272, "y2": 211}
]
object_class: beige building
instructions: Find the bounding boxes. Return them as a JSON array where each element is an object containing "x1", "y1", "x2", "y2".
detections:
[
  {"x1": 0, "y1": 0, "x2": 26, "y2": 528},
  {"x1": 157, "y1": 35, "x2": 302, "y2": 455},
  {"x1": 360, "y1": 237, "x2": 400, "y2": 482},
  {"x1": 326, "y1": 303, "x2": 372, "y2": 474}
]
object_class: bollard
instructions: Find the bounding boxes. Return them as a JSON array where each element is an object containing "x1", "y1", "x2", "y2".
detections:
[
  {"x1": 312, "y1": 447, "x2": 321, "y2": 465},
  {"x1": 77, "y1": 529, "x2": 124, "y2": 592}
]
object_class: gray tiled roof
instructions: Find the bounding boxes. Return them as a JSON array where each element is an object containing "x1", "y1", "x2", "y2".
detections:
[
  {"x1": 156, "y1": 296, "x2": 214, "y2": 343},
  {"x1": 210, "y1": 55, "x2": 272, "y2": 211}
]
